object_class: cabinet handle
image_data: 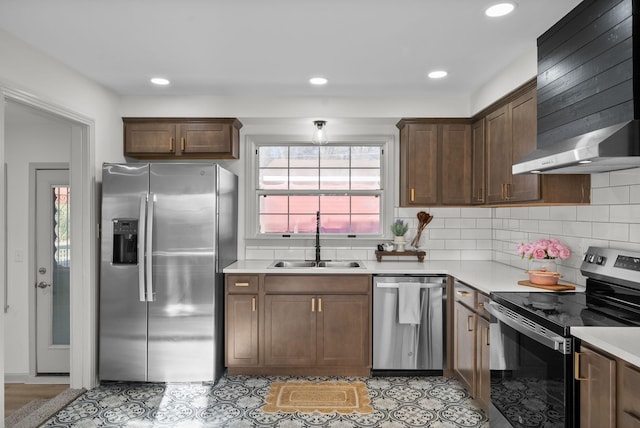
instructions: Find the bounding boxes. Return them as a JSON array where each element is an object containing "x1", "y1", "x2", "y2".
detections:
[
  {"x1": 485, "y1": 326, "x2": 490, "y2": 346},
  {"x1": 169, "y1": 137, "x2": 174, "y2": 152},
  {"x1": 234, "y1": 282, "x2": 249, "y2": 287},
  {"x1": 456, "y1": 290, "x2": 471, "y2": 297},
  {"x1": 410, "y1": 188, "x2": 415, "y2": 202},
  {"x1": 505, "y1": 183, "x2": 511, "y2": 200},
  {"x1": 311, "y1": 297, "x2": 315, "y2": 312},
  {"x1": 574, "y1": 352, "x2": 588, "y2": 381},
  {"x1": 318, "y1": 297, "x2": 322, "y2": 313},
  {"x1": 252, "y1": 297, "x2": 256, "y2": 312},
  {"x1": 467, "y1": 315, "x2": 474, "y2": 332},
  {"x1": 477, "y1": 187, "x2": 483, "y2": 202},
  {"x1": 477, "y1": 302, "x2": 484, "y2": 310},
  {"x1": 180, "y1": 137, "x2": 185, "y2": 152}
]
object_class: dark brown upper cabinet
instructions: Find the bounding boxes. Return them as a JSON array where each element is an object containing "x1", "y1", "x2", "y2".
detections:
[{"x1": 123, "y1": 118, "x2": 242, "y2": 160}]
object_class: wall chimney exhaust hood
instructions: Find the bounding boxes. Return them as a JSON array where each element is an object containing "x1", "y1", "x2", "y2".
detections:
[{"x1": 513, "y1": 0, "x2": 640, "y2": 175}]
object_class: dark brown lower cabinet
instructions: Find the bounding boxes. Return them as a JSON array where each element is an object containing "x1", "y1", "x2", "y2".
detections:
[
  {"x1": 576, "y1": 344, "x2": 616, "y2": 428},
  {"x1": 226, "y1": 294, "x2": 259, "y2": 366},
  {"x1": 475, "y1": 316, "x2": 491, "y2": 411},
  {"x1": 453, "y1": 301, "x2": 476, "y2": 393},
  {"x1": 225, "y1": 274, "x2": 372, "y2": 376},
  {"x1": 264, "y1": 294, "x2": 316, "y2": 366}
]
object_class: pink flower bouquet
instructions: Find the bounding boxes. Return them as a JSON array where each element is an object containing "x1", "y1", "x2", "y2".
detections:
[{"x1": 517, "y1": 238, "x2": 571, "y2": 260}]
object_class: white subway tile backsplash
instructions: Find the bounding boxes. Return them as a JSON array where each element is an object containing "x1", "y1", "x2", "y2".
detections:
[
  {"x1": 431, "y1": 228, "x2": 461, "y2": 240},
  {"x1": 590, "y1": 172, "x2": 610, "y2": 188},
  {"x1": 519, "y1": 220, "x2": 539, "y2": 232},
  {"x1": 244, "y1": 173, "x2": 640, "y2": 268},
  {"x1": 444, "y1": 218, "x2": 477, "y2": 229},
  {"x1": 609, "y1": 205, "x2": 640, "y2": 224},
  {"x1": 445, "y1": 240, "x2": 477, "y2": 250},
  {"x1": 631, "y1": 185, "x2": 640, "y2": 204},
  {"x1": 537, "y1": 220, "x2": 564, "y2": 235},
  {"x1": 528, "y1": 206, "x2": 550, "y2": 220},
  {"x1": 549, "y1": 206, "x2": 577, "y2": 221},
  {"x1": 576, "y1": 205, "x2": 610, "y2": 222},
  {"x1": 609, "y1": 168, "x2": 640, "y2": 186},
  {"x1": 592, "y1": 186, "x2": 629, "y2": 205},
  {"x1": 630, "y1": 224, "x2": 640, "y2": 243},
  {"x1": 592, "y1": 222, "x2": 630, "y2": 242},
  {"x1": 461, "y1": 229, "x2": 492, "y2": 239},
  {"x1": 562, "y1": 221, "x2": 591, "y2": 238}
]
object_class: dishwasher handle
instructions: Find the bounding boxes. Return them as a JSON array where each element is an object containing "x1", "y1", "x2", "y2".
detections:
[{"x1": 375, "y1": 282, "x2": 444, "y2": 289}]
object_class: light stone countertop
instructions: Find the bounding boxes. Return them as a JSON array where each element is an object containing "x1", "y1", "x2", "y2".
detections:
[
  {"x1": 571, "y1": 327, "x2": 640, "y2": 367},
  {"x1": 223, "y1": 259, "x2": 585, "y2": 295}
]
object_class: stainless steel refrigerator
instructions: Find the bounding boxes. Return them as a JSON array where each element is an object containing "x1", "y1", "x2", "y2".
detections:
[{"x1": 99, "y1": 163, "x2": 237, "y2": 383}]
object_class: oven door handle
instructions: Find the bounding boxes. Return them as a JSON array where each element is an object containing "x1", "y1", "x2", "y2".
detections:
[{"x1": 486, "y1": 301, "x2": 571, "y2": 354}]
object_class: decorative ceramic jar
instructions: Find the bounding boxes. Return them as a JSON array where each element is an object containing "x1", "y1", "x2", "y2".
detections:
[{"x1": 393, "y1": 235, "x2": 406, "y2": 252}]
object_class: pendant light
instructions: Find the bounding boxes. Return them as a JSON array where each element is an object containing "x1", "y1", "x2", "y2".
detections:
[{"x1": 311, "y1": 120, "x2": 329, "y2": 145}]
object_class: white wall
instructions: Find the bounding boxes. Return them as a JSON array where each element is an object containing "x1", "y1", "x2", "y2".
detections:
[{"x1": 4, "y1": 102, "x2": 71, "y2": 377}]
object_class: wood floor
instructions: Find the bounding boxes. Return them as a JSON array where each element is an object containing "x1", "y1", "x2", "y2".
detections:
[{"x1": 4, "y1": 383, "x2": 68, "y2": 417}]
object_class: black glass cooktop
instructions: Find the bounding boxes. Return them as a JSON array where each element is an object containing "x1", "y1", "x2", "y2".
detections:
[{"x1": 491, "y1": 287, "x2": 638, "y2": 336}]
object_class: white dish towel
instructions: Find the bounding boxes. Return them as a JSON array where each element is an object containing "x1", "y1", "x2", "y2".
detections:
[{"x1": 398, "y1": 282, "x2": 421, "y2": 324}]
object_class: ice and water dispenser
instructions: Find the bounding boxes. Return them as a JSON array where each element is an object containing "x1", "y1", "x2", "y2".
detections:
[{"x1": 112, "y1": 219, "x2": 138, "y2": 264}]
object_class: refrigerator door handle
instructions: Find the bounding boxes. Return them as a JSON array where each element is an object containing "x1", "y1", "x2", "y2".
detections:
[
  {"x1": 138, "y1": 194, "x2": 147, "y2": 302},
  {"x1": 146, "y1": 192, "x2": 156, "y2": 301}
]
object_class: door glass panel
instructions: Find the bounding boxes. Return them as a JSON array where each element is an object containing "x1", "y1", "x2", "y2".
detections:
[{"x1": 52, "y1": 186, "x2": 70, "y2": 345}]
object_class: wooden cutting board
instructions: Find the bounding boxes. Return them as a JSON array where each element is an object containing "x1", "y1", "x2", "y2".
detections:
[{"x1": 517, "y1": 280, "x2": 576, "y2": 291}]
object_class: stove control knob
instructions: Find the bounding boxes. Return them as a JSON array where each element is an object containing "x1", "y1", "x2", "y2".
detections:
[
  {"x1": 596, "y1": 256, "x2": 606, "y2": 265},
  {"x1": 588, "y1": 254, "x2": 596, "y2": 263},
  {"x1": 583, "y1": 253, "x2": 590, "y2": 261}
]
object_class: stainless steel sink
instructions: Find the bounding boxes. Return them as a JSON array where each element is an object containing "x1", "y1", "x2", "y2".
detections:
[
  {"x1": 316, "y1": 261, "x2": 362, "y2": 268},
  {"x1": 268, "y1": 260, "x2": 363, "y2": 269},
  {"x1": 269, "y1": 261, "x2": 317, "y2": 268}
]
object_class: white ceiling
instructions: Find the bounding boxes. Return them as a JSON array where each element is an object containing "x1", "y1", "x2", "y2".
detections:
[{"x1": 0, "y1": 0, "x2": 582, "y2": 98}]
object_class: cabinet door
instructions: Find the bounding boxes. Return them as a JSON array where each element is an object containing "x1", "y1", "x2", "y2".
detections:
[
  {"x1": 453, "y1": 301, "x2": 476, "y2": 394},
  {"x1": 226, "y1": 294, "x2": 258, "y2": 366},
  {"x1": 620, "y1": 363, "x2": 640, "y2": 428},
  {"x1": 124, "y1": 121, "x2": 176, "y2": 155},
  {"x1": 485, "y1": 105, "x2": 511, "y2": 203},
  {"x1": 441, "y1": 124, "x2": 472, "y2": 205},
  {"x1": 475, "y1": 316, "x2": 490, "y2": 412},
  {"x1": 316, "y1": 295, "x2": 369, "y2": 367},
  {"x1": 402, "y1": 123, "x2": 438, "y2": 205},
  {"x1": 178, "y1": 122, "x2": 238, "y2": 158},
  {"x1": 577, "y1": 345, "x2": 616, "y2": 428},
  {"x1": 509, "y1": 89, "x2": 540, "y2": 202},
  {"x1": 471, "y1": 119, "x2": 486, "y2": 204},
  {"x1": 264, "y1": 294, "x2": 316, "y2": 366}
]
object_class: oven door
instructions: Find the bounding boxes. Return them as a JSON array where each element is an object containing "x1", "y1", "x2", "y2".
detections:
[{"x1": 486, "y1": 300, "x2": 574, "y2": 428}]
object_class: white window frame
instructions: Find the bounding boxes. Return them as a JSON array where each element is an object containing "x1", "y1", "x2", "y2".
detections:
[{"x1": 245, "y1": 134, "x2": 394, "y2": 247}]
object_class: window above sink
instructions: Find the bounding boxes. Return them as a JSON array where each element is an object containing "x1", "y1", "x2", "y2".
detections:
[{"x1": 245, "y1": 135, "x2": 394, "y2": 245}]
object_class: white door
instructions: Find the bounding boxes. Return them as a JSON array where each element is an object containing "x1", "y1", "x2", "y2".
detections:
[{"x1": 35, "y1": 169, "x2": 70, "y2": 374}]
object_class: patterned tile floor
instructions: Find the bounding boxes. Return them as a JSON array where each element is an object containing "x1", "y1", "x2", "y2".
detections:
[{"x1": 43, "y1": 375, "x2": 489, "y2": 427}]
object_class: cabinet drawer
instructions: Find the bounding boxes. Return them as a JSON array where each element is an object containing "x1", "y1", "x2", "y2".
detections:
[
  {"x1": 265, "y1": 275, "x2": 370, "y2": 294},
  {"x1": 454, "y1": 281, "x2": 476, "y2": 309},
  {"x1": 476, "y1": 292, "x2": 490, "y2": 320},
  {"x1": 226, "y1": 275, "x2": 259, "y2": 293}
]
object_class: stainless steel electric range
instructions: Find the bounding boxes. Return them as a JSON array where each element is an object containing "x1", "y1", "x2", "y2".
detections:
[{"x1": 487, "y1": 246, "x2": 640, "y2": 428}]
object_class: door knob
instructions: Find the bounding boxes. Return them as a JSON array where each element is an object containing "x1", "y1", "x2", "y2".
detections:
[{"x1": 36, "y1": 281, "x2": 51, "y2": 289}]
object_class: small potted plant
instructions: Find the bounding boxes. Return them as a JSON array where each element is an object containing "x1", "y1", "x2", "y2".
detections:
[{"x1": 391, "y1": 219, "x2": 409, "y2": 251}]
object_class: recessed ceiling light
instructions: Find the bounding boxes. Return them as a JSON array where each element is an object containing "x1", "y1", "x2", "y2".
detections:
[
  {"x1": 150, "y1": 77, "x2": 170, "y2": 86},
  {"x1": 428, "y1": 70, "x2": 448, "y2": 79},
  {"x1": 309, "y1": 77, "x2": 328, "y2": 85},
  {"x1": 485, "y1": 2, "x2": 516, "y2": 17}
]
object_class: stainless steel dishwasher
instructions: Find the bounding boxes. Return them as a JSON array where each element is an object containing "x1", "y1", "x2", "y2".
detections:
[{"x1": 373, "y1": 275, "x2": 446, "y2": 374}]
